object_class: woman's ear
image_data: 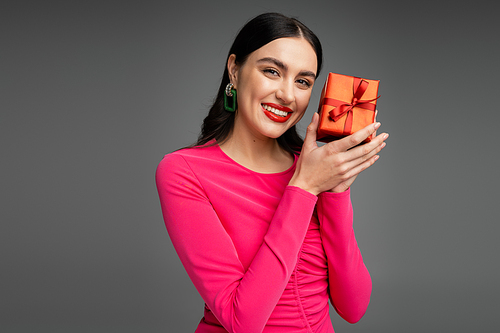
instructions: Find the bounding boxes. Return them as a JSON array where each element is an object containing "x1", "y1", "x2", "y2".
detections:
[{"x1": 227, "y1": 54, "x2": 239, "y2": 88}]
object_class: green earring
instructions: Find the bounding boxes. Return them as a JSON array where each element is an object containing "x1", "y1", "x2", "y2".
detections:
[{"x1": 224, "y1": 83, "x2": 237, "y2": 112}]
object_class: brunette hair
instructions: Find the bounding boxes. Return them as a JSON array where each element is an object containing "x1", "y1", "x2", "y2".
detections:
[{"x1": 193, "y1": 12, "x2": 323, "y2": 154}]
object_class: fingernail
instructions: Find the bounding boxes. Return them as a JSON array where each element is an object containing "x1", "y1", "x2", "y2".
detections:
[
  {"x1": 374, "y1": 122, "x2": 381, "y2": 129},
  {"x1": 383, "y1": 133, "x2": 389, "y2": 140}
]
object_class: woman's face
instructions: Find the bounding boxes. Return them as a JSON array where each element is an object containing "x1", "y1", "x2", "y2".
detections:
[{"x1": 228, "y1": 37, "x2": 318, "y2": 141}]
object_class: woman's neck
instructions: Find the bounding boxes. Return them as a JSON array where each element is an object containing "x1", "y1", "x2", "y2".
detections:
[{"x1": 218, "y1": 131, "x2": 294, "y2": 174}]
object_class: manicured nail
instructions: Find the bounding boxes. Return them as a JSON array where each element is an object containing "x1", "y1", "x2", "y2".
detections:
[
  {"x1": 383, "y1": 133, "x2": 389, "y2": 140},
  {"x1": 374, "y1": 122, "x2": 381, "y2": 130}
]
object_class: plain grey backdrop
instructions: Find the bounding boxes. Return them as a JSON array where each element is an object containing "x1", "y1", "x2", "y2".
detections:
[{"x1": 2, "y1": 0, "x2": 499, "y2": 332}]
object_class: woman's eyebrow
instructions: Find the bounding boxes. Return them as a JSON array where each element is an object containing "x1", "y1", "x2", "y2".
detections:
[
  {"x1": 256, "y1": 57, "x2": 316, "y2": 78},
  {"x1": 257, "y1": 57, "x2": 288, "y2": 71},
  {"x1": 298, "y1": 70, "x2": 317, "y2": 80}
]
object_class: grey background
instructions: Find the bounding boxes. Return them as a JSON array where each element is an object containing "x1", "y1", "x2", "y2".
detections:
[{"x1": 1, "y1": 0, "x2": 499, "y2": 332}]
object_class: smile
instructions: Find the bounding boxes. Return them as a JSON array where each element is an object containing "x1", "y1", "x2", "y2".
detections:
[
  {"x1": 262, "y1": 104, "x2": 289, "y2": 117},
  {"x1": 261, "y1": 103, "x2": 293, "y2": 123}
]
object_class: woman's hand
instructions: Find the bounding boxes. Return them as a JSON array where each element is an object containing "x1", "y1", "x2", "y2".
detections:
[{"x1": 289, "y1": 112, "x2": 388, "y2": 195}]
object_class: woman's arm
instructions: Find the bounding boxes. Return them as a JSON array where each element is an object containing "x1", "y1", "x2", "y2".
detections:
[
  {"x1": 316, "y1": 189, "x2": 372, "y2": 323},
  {"x1": 156, "y1": 154, "x2": 317, "y2": 333}
]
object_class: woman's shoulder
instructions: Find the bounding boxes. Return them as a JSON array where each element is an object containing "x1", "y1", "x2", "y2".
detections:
[
  {"x1": 156, "y1": 142, "x2": 221, "y2": 176},
  {"x1": 156, "y1": 145, "x2": 221, "y2": 199},
  {"x1": 163, "y1": 141, "x2": 219, "y2": 160}
]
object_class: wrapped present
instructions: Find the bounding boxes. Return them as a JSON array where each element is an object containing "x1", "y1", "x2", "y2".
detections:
[{"x1": 317, "y1": 72, "x2": 380, "y2": 143}]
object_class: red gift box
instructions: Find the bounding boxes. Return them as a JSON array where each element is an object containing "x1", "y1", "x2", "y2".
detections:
[{"x1": 317, "y1": 72, "x2": 380, "y2": 143}]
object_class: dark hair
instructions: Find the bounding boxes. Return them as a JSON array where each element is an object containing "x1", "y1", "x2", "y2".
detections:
[{"x1": 193, "y1": 12, "x2": 323, "y2": 154}]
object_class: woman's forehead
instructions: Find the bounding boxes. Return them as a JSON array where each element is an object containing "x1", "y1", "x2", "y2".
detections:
[{"x1": 246, "y1": 37, "x2": 317, "y2": 74}]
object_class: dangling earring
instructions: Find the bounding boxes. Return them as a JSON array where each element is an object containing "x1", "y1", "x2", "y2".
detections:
[{"x1": 224, "y1": 83, "x2": 237, "y2": 112}]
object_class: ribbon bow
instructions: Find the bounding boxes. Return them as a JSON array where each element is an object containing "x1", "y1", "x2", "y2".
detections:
[{"x1": 322, "y1": 77, "x2": 380, "y2": 136}]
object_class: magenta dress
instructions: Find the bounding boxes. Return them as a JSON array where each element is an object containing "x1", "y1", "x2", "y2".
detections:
[{"x1": 156, "y1": 142, "x2": 372, "y2": 332}]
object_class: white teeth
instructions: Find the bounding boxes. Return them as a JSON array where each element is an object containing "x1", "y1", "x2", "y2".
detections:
[{"x1": 263, "y1": 104, "x2": 288, "y2": 117}]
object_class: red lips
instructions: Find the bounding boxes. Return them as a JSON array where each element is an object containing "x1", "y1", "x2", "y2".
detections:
[{"x1": 262, "y1": 103, "x2": 293, "y2": 123}]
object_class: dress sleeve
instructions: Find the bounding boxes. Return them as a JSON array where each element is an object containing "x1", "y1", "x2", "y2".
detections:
[
  {"x1": 156, "y1": 154, "x2": 318, "y2": 332},
  {"x1": 316, "y1": 189, "x2": 372, "y2": 324}
]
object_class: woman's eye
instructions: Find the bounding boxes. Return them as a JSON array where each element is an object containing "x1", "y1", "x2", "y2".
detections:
[
  {"x1": 263, "y1": 68, "x2": 279, "y2": 76},
  {"x1": 296, "y1": 79, "x2": 311, "y2": 88}
]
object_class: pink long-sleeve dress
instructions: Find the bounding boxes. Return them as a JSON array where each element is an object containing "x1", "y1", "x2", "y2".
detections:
[{"x1": 155, "y1": 142, "x2": 372, "y2": 332}]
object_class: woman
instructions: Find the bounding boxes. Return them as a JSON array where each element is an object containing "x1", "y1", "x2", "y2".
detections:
[{"x1": 156, "y1": 12, "x2": 388, "y2": 332}]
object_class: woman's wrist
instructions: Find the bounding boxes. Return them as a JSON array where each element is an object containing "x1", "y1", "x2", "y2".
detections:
[
  {"x1": 288, "y1": 178, "x2": 319, "y2": 196},
  {"x1": 327, "y1": 186, "x2": 350, "y2": 193}
]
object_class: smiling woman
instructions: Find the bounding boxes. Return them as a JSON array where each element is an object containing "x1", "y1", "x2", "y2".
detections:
[
  {"x1": 156, "y1": 12, "x2": 388, "y2": 332},
  {"x1": 226, "y1": 38, "x2": 317, "y2": 144}
]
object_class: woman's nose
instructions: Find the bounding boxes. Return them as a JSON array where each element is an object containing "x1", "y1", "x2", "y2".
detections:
[{"x1": 276, "y1": 80, "x2": 294, "y2": 105}]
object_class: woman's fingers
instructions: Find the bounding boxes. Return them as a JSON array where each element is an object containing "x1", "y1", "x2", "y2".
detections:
[
  {"x1": 322, "y1": 131, "x2": 387, "y2": 188},
  {"x1": 347, "y1": 132, "x2": 388, "y2": 164},
  {"x1": 291, "y1": 115, "x2": 388, "y2": 195},
  {"x1": 302, "y1": 112, "x2": 319, "y2": 151},
  {"x1": 327, "y1": 122, "x2": 381, "y2": 153},
  {"x1": 336, "y1": 135, "x2": 387, "y2": 178},
  {"x1": 336, "y1": 154, "x2": 380, "y2": 189}
]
